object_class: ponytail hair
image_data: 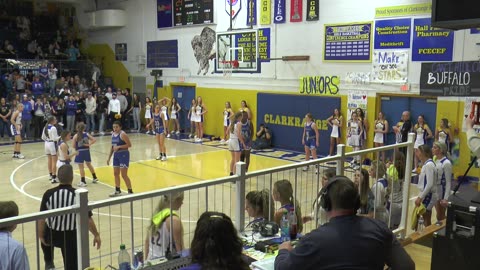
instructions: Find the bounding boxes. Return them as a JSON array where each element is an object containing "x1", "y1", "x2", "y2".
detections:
[
  {"x1": 43, "y1": 116, "x2": 56, "y2": 139},
  {"x1": 274, "y1": 180, "x2": 303, "y2": 233},
  {"x1": 229, "y1": 112, "x2": 243, "y2": 134},
  {"x1": 149, "y1": 192, "x2": 184, "y2": 235},
  {"x1": 60, "y1": 130, "x2": 70, "y2": 141},
  {"x1": 76, "y1": 122, "x2": 85, "y2": 141},
  {"x1": 246, "y1": 189, "x2": 275, "y2": 221}
]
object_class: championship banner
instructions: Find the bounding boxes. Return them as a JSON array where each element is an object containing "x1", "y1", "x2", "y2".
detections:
[
  {"x1": 306, "y1": 0, "x2": 319, "y2": 21},
  {"x1": 374, "y1": 18, "x2": 411, "y2": 49},
  {"x1": 225, "y1": 0, "x2": 241, "y2": 19},
  {"x1": 260, "y1": 0, "x2": 271, "y2": 25},
  {"x1": 324, "y1": 22, "x2": 372, "y2": 62},
  {"x1": 273, "y1": 0, "x2": 286, "y2": 24},
  {"x1": 247, "y1": 0, "x2": 257, "y2": 26},
  {"x1": 157, "y1": 0, "x2": 173, "y2": 28},
  {"x1": 419, "y1": 61, "x2": 480, "y2": 96},
  {"x1": 372, "y1": 50, "x2": 408, "y2": 83},
  {"x1": 412, "y1": 18, "x2": 454, "y2": 62},
  {"x1": 290, "y1": 0, "x2": 302, "y2": 22}
]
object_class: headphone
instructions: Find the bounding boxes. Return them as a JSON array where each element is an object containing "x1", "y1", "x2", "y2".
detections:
[{"x1": 319, "y1": 176, "x2": 360, "y2": 212}]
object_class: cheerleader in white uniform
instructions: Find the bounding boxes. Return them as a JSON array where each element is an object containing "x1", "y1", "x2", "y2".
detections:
[
  {"x1": 10, "y1": 103, "x2": 24, "y2": 159},
  {"x1": 435, "y1": 118, "x2": 451, "y2": 152},
  {"x1": 145, "y1": 97, "x2": 153, "y2": 134},
  {"x1": 356, "y1": 108, "x2": 369, "y2": 149},
  {"x1": 169, "y1": 97, "x2": 181, "y2": 135},
  {"x1": 414, "y1": 144, "x2": 437, "y2": 227},
  {"x1": 160, "y1": 98, "x2": 170, "y2": 137},
  {"x1": 433, "y1": 141, "x2": 452, "y2": 222},
  {"x1": 228, "y1": 112, "x2": 245, "y2": 175},
  {"x1": 373, "y1": 111, "x2": 389, "y2": 162},
  {"x1": 57, "y1": 130, "x2": 78, "y2": 172},
  {"x1": 187, "y1": 99, "x2": 197, "y2": 138},
  {"x1": 413, "y1": 115, "x2": 433, "y2": 170},
  {"x1": 194, "y1": 96, "x2": 207, "y2": 142},
  {"x1": 347, "y1": 111, "x2": 363, "y2": 168},
  {"x1": 222, "y1": 101, "x2": 234, "y2": 144},
  {"x1": 42, "y1": 116, "x2": 60, "y2": 183},
  {"x1": 239, "y1": 100, "x2": 252, "y2": 120},
  {"x1": 327, "y1": 108, "x2": 342, "y2": 156}
]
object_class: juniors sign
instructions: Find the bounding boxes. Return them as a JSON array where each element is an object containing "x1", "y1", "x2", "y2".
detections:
[
  {"x1": 420, "y1": 61, "x2": 480, "y2": 96},
  {"x1": 412, "y1": 18, "x2": 454, "y2": 62}
]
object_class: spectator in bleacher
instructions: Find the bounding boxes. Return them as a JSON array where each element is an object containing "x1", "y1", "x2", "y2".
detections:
[
  {"x1": 3, "y1": 40, "x2": 15, "y2": 55},
  {"x1": 31, "y1": 76, "x2": 44, "y2": 97},
  {"x1": 117, "y1": 89, "x2": 128, "y2": 127},
  {"x1": 2, "y1": 73, "x2": 13, "y2": 98},
  {"x1": 0, "y1": 97, "x2": 11, "y2": 140},
  {"x1": 48, "y1": 63, "x2": 58, "y2": 96},
  {"x1": 38, "y1": 164, "x2": 101, "y2": 270},
  {"x1": 369, "y1": 160, "x2": 389, "y2": 225},
  {"x1": 354, "y1": 168, "x2": 374, "y2": 218},
  {"x1": 33, "y1": 96, "x2": 46, "y2": 139},
  {"x1": 302, "y1": 168, "x2": 337, "y2": 227},
  {"x1": 274, "y1": 176, "x2": 415, "y2": 270},
  {"x1": 245, "y1": 189, "x2": 275, "y2": 224},
  {"x1": 108, "y1": 92, "x2": 120, "y2": 130},
  {"x1": 25, "y1": 70, "x2": 34, "y2": 84},
  {"x1": 145, "y1": 192, "x2": 185, "y2": 261},
  {"x1": 124, "y1": 88, "x2": 133, "y2": 130},
  {"x1": 75, "y1": 93, "x2": 86, "y2": 125},
  {"x1": 66, "y1": 43, "x2": 80, "y2": 61},
  {"x1": 85, "y1": 91, "x2": 96, "y2": 133},
  {"x1": 21, "y1": 94, "x2": 32, "y2": 139},
  {"x1": 0, "y1": 201, "x2": 30, "y2": 270},
  {"x1": 105, "y1": 86, "x2": 113, "y2": 101},
  {"x1": 15, "y1": 74, "x2": 27, "y2": 94},
  {"x1": 97, "y1": 94, "x2": 108, "y2": 135},
  {"x1": 48, "y1": 40, "x2": 61, "y2": 56},
  {"x1": 51, "y1": 97, "x2": 65, "y2": 127},
  {"x1": 65, "y1": 94, "x2": 77, "y2": 133},
  {"x1": 272, "y1": 179, "x2": 303, "y2": 233},
  {"x1": 132, "y1": 93, "x2": 141, "y2": 132},
  {"x1": 181, "y1": 212, "x2": 249, "y2": 270},
  {"x1": 387, "y1": 149, "x2": 406, "y2": 229},
  {"x1": 38, "y1": 62, "x2": 48, "y2": 84}
]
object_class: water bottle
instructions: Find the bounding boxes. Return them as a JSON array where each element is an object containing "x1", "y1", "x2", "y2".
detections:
[
  {"x1": 280, "y1": 211, "x2": 290, "y2": 242},
  {"x1": 418, "y1": 216, "x2": 425, "y2": 233},
  {"x1": 288, "y1": 209, "x2": 298, "y2": 240},
  {"x1": 118, "y1": 244, "x2": 132, "y2": 270}
]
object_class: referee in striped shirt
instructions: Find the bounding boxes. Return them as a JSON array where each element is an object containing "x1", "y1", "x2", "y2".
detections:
[{"x1": 37, "y1": 164, "x2": 101, "y2": 270}]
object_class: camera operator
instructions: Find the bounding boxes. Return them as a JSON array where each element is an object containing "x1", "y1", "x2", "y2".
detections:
[{"x1": 252, "y1": 123, "x2": 272, "y2": 150}]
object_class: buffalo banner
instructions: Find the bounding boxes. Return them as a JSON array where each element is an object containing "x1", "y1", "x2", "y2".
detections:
[{"x1": 420, "y1": 61, "x2": 480, "y2": 96}]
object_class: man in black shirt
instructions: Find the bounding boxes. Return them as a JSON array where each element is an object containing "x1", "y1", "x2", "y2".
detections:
[
  {"x1": 275, "y1": 176, "x2": 414, "y2": 270},
  {"x1": 0, "y1": 97, "x2": 11, "y2": 139},
  {"x1": 399, "y1": 111, "x2": 412, "y2": 156},
  {"x1": 38, "y1": 164, "x2": 101, "y2": 270}
]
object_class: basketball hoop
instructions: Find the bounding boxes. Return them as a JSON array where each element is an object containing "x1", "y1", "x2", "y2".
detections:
[{"x1": 221, "y1": 60, "x2": 239, "y2": 78}]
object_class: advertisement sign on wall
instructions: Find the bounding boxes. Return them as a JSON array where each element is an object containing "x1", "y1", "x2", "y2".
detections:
[
  {"x1": 374, "y1": 18, "x2": 411, "y2": 49},
  {"x1": 412, "y1": 18, "x2": 454, "y2": 62}
]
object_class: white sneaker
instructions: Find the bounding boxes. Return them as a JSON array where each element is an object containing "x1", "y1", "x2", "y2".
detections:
[
  {"x1": 99, "y1": 132, "x2": 105, "y2": 136},
  {"x1": 156, "y1": 155, "x2": 162, "y2": 160},
  {"x1": 92, "y1": 178, "x2": 99, "y2": 183},
  {"x1": 175, "y1": 131, "x2": 180, "y2": 134},
  {"x1": 161, "y1": 156, "x2": 167, "y2": 161},
  {"x1": 109, "y1": 191, "x2": 122, "y2": 197},
  {"x1": 146, "y1": 130, "x2": 150, "y2": 134},
  {"x1": 167, "y1": 134, "x2": 171, "y2": 138},
  {"x1": 220, "y1": 139, "x2": 225, "y2": 143},
  {"x1": 152, "y1": 131, "x2": 156, "y2": 135},
  {"x1": 189, "y1": 134, "x2": 193, "y2": 138},
  {"x1": 51, "y1": 178, "x2": 58, "y2": 184},
  {"x1": 170, "y1": 130, "x2": 175, "y2": 134},
  {"x1": 12, "y1": 154, "x2": 17, "y2": 158},
  {"x1": 17, "y1": 154, "x2": 25, "y2": 159},
  {"x1": 194, "y1": 135, "x2": 198, "y2": 139},
  {"x1": 77, "y1": 182, "x2": 87, "y2": 187},
  {"x1": 58, "y1": 122, "x2": 64, "y2": 127},
  {"x1": 302, "y1": 166, "x2": 309, "y2": 171}
]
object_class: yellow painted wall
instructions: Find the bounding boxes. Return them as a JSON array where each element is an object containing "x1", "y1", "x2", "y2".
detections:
[{"x1": 84, "y1": 44, "x2": 131, "y2": 89}]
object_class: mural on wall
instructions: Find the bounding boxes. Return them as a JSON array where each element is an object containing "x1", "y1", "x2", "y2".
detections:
[{"x1": 191, "y1": 27, "x2": 216, "y2": 75}]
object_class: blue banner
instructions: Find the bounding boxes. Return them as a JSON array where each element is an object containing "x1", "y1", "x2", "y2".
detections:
[
  {"x1": 247, "y1": 0, "x2": 257, "y2": 26},
  {"x1": 157, "y1": 0, "x2": 173, "y2": 28},
  {"x1": 235, "y1": 28, "x2": 271, "y2": 62},
  {"x1": 273, "y1": 0, "x2": 286, "y2": 24},
  {"x1": 471, "y1": 28, "x2": 480, "y2": 34},
  {"x1": 147, "y1": 40, "x2": 178, "y2": 68},
  {"x1": 257, "y1": 93, "x2": 341, "y2": 154},
  {"x1": 412, "y1": 18, "x2": 454, "y2": 62},
  {"x1": 324, "y1": 22, "x2": 372, "y2": 62},
  {"x1": 374, "y1": 18, "x2": 411, "y2": 49}
]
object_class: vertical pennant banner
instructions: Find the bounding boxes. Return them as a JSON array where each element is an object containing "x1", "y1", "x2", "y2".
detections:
[
  {"x1": 157, "y1": 0, "x2": 173, "y2": 28},
  {"x1": 247, "y1": 0, "x2": 257, "y2": 26},
  {"x1": 225, "y1": 0, "x2": 242, "y2": 19},
  {"x1": 290, "y1": 0, "x2": 302, "y2": 22},
  {"x1": 274, "y1": 0, "x2": 286, "y2": 24},
  {"x1": 306, "y1": 0, "x2": 319, "y2": 21},
  {"x1": 260, "y1": 0, "x2": 271, "y2": 25}
]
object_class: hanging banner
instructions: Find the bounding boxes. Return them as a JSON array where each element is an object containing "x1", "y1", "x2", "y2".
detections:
[
  {"x1": 306, "y1": 0, "x2": 319, "y2": 21},
  {"x1": 235, "y1": 28, "x2": 271, "y2": 62},
  {"x1": 412, "y1": 18, "x2": 454, "y2": 62},
  {"x1": 225, "y1": 0, "x2": 242, "y2": 19},
  {"x1": 345, "y1": 72, "x2": 371, "y2": 85},
  {"x1": 115, "y1": 43, "x2": 127, "y2": 61},
  {"x1": 299, "y1": 75, "x2": 340, "y2": 96},
  {"x1": 157, "y1": 0, "x2": 173, "y2": 28},
  {"x1": 374, "y1": 18, "x2": 411, "y2": 49},
  {"x1": 471, "y1": 28, "x2": 480, "y2": 34},
  {"x1": 419, "y1": 61, "x2": 480, "y2": 96},
  {"x1": 372, "y1": 50, "x2": 408, "y2": 83},
  {"x1": 247, "y1": 0, "x2": 257, "y2": 26},
  {"x1": 375, "y1": 3, "x2": 431, "y2": 18},
  {"x1": 324, "y1": 22, "x2": 372, "y2": 62},
  {"x1": 274, "y1": 0, "x2": 286, "y2": 24},
  {"x1": 347, "y1": 90, "x2": 368, "y2": 147},
  {"x1": 260, "y1": 0, "x2": 271, "y2": 25},
  {"x1": 290, "y1": 0, "x2": 302, "y2": 23}
]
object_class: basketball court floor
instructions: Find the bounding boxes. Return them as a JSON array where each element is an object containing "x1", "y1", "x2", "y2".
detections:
[{"x1": 0, "y1": 133, "x2": 431, "y2": 269}]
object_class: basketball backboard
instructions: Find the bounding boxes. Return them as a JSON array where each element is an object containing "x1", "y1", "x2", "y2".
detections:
[{"x1": 215, "y1": 29, "x2": 260, "y2": 73}]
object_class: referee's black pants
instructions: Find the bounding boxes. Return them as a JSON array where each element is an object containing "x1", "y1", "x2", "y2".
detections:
[{"x1": 42, "y1": 228, "x2": 78, "y2": 270}]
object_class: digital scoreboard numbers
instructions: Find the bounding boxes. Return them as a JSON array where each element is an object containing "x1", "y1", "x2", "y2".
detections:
[{"x1": 174, "y1": 0, "x2": 214, "y2": 26}]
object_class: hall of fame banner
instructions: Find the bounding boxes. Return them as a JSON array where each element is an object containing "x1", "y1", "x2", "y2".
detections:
[
  {"x1": 372, "y1": 50, "x2": 408, "y2": 83},
  {"x1": 324, "y1": 22, "x2": 372, "y2": 62}
]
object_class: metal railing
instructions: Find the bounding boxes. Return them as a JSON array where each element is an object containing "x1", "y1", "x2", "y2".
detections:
[{"x1": 0, "y1": 133, "x2": 415, "y2": 269}]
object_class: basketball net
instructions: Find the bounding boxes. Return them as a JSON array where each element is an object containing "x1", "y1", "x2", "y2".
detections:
[{"x1": 222, "y1": 60, "x2": 239, "y2": 78}]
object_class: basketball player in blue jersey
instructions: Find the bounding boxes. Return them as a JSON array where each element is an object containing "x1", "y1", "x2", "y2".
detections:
[
  {"x1": 302, "y1": 113, "x2": 319, "y2": 173},
  {"x1": 221, "y1": 101, "x2": 234, "y2": 144},
  {"x1": 72, "y1": 123, "x2": 99, "y2": 187},
  {"x1": 239, "y1": 111, "x2": 254, "y2": 172},
  {"x1": 146, "y1": 104, "x2": 168, "y2": 161},
  {"x1": 107, "y1": 121, "x2": 133, "y2": 197},
  {"x1": 10, "y1": 103, "x2": 25, "y2": 159},
  {"x1": 228, "y1": 112, "x2": 246, "y2": 176},
  {"x1": 42, "y1": 116, "x2": 60, "y2": 183}
]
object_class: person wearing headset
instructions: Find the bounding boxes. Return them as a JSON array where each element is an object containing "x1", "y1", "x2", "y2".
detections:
[{"x1": 274, "y1": 176, "x2": 414, "y2": 270}]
